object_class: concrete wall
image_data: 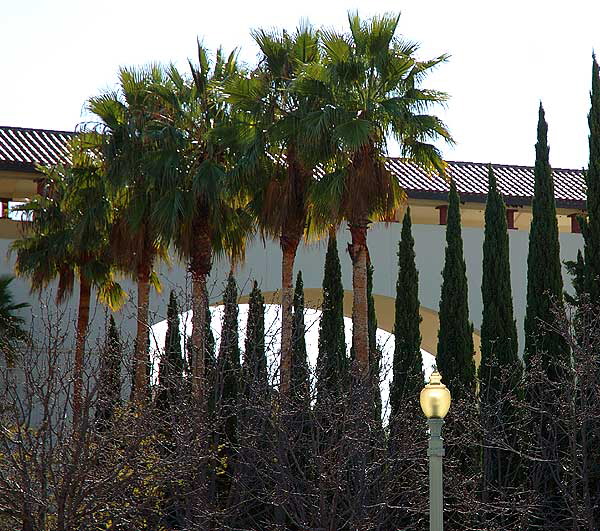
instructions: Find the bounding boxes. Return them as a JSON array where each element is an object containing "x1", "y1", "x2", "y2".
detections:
[{"x1": 0, "y1": 218, "x2": 584, "y2": 356}]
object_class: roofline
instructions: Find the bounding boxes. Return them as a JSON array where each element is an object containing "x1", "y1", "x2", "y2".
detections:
[
  {"x1": 387, "y1": 157, "x2": 585, "y2": 174},
  {"x1": 0, "y1": 125, "x2": 75, "y2": 136},
  {"x1": 0, "y1": 161, "x2": 41, "y2": 173},
  {"x1": 405, "y1": 189, "x2": 587, "y2": 210}
]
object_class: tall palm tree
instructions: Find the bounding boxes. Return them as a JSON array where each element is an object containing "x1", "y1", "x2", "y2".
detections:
[
  {"x1": 224, "y1": 23, "x2": 321, "y2": 395},
  {"x1": 298, "y1": 12, "x2": 453, "y2": 378},
  {"x1": 87, "y1": 66, "x2": 169, "y2": 402},
  {"x1": 146, "y1": 46, "x2": 251, "y2": 404},
  {"x1": 11, "y1": 136, "x2": 125, "y2": 420}
]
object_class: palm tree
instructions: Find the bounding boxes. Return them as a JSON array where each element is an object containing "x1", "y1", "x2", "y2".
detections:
[
  {"x1": 224, "y1": 23, "x2": 321, "y2": 395},
  {"x1": 145, "y1": 46, "x2": 251, "y2": 404},
  {"x1": 0, "y1": 275, "x2": 29, "y2": 366},
  {"x1": 298, "y1": 12, "x2": 453, "y2": 377},
  {"x1": 11, "y1": 136, "x2": 125, "y2": 420},
  {"x1": 87, "y1": 66, "x2": 169, "y2": 402}
]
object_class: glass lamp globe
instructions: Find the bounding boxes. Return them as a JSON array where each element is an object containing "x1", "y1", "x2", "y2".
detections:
[{"x1": 420, "y1": 370, "x2": 451, "y2": 419}]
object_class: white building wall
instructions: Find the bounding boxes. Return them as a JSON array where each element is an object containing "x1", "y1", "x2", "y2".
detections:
[{"x1": 0, "y1": 220, "x2": 584, "y2": 357}]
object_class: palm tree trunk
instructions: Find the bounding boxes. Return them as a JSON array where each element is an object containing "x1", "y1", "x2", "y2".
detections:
[
  {"x1": 280, "y1": 236, "x2": 299, "y2": 396},
  {"x1": 190, "y1": 223, "x2": 212, "y2": 405},
  {"x1": 349, "y1": 222, "x2": 369, "y2": 379},
  {"x1": 133, "y1": 264, "x2": 151, "y2": 402},
  {"x1": 73, "y1": 274, "x2": 91, "y2": 422}
]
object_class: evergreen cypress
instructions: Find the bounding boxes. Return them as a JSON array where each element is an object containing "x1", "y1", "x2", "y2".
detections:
[
  {"x1": 436, "y1": 181, "x2": 476, "y2": 397},
  {"x1": 582, "y1": 56, "x2": 600, "y2": 303},
  {"x1": 367, "y1": 262, "x2": 382, "y2": 423},
  {"x1": 316, "y1": 234, "x2": 348, "y2": 404},
  {"x1": 156, "y1": 291, "x2": 184, "y2": 411},
  {"x1": 237, "y1": 281, "x2": 270, "y2": 528},
  {"x1": 243, "y1": 281, "x2": 267, "y2": 394},
  {"x1": 96, "y1": 315, "x2": 122, "y2": 430},
  {"x1": 216, "y1": 272, "x2": 241, "y2": 446},
  {"x1": 390, "y1": 207, "x2": 422, "y2": 418},
  {"x1": 435, "y1": 183, "x2": 478, "y2": 531},
  {"x1": 479, "y1": 165, "x2": 522, "y2": 505},
  {"x1": 523, "y1": 103, "x2": 566, "y2": 370},
  {"x1": 524, "y1": 103, "x2": 569, "y2": 530},
  {"x1": 204, "y1": 299, "x2": 216, "y2": 376},
  {"x1": 565, "y1": 250, "x2": 586, "y2": 303},
  {"x1": 480, "y1": 165, "x2": 520, "y2": 392},
  {"x1": 576, "y1": 60, "x2": 600, "y2": 527},
  {"x1": 290, "y1": 271, "x2": 309, "y2": 408},
  {"x1": 289, "y1": 271, "x2": 312, "y2": 492}
]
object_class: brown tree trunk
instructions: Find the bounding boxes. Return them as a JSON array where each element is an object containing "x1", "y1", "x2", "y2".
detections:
[
  {"x1": 348, "y1": 222, "x2": 369, "y2": 379},
  {"x1": 73, "y1": 274, "x2": 91, "y2": 423},
  {"x1": 190, "y1": 221, "x2": 212, "y2": 406},
  {"x1": 133, "y1": 264, "x2": 151, "y2": 403},
  {"x1": 279, "y1": 236, "x2": 299, "y2": 396}
]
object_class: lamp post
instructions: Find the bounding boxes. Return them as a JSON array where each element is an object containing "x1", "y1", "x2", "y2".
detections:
[{"x1": 420, "y1": 370, "x2": 451, "y2": 531}]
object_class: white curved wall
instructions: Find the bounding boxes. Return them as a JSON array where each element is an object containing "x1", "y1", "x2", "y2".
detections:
[{"x1": 0, "y1": 220, "x2": 584, "y2": 358}]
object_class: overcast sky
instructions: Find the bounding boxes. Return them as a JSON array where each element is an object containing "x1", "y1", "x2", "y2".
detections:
[{"x1": 2, "y1": 0, "x2": 599, "y2": 169}]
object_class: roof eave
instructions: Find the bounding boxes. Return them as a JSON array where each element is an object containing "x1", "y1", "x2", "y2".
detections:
[{"x1": 405, "y1": 189, "x2": 587, "y2": 211}]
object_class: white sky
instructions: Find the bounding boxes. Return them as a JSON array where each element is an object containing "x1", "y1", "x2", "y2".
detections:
[{"x1": 2, "y1": 1, "x2": 599, "y2": 169}]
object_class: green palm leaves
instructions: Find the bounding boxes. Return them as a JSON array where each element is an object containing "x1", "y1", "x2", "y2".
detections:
[
  {"x1": 11, "y1": 137, "x2": 126, "y2": 417},
  {"x1": 145, "y1": 46, "x2": 250, "y2": 403},
  {"x1": 224, "y1": 23, "x2": 323, "y2": 395},
  {"x1": 300, "y1": 12, "x2": 452, "y2": 376},
  {"x1": 11, "y1": 11, "x2": 451, "y2": 406}
]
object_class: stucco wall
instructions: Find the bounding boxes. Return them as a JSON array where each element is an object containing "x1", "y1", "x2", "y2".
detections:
[{"x1": 0, "y1": 219, "x2": 584, "y2": 357}]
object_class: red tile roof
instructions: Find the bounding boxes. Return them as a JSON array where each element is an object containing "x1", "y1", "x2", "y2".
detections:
[
  {"x1": 387, "y1": 159, "x2": 586, "y2": 209},
  {"x1": 0, "y1": 126, "x2": 588, "y2": 209},
  {"x1": 0, "y1": 126, "x2": 73, "y2": 172}
]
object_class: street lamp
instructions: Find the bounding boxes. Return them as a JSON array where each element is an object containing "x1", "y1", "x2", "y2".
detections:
[{"x1": 420, "y1": 370, "x2": 451, "y2": 531}]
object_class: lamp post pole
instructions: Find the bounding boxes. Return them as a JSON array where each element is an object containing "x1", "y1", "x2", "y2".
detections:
[
  {"x1": 428, "y1": 418, "x2": 445, "y2": 531},
  {"x1": 420, "y1": 371, "x2": 451, "y2": 531}
]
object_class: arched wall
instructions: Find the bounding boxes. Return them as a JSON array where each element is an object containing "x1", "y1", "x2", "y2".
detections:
[
  {"x1": 233, "y1": 289, "x2": 482, "y2": 365},
  {"x1": 0, "y1": 218, "x2": 582, "y2": 360}
]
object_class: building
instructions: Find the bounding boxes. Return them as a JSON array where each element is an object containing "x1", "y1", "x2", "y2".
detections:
[{"x1": 0, "y1": 125, "x2": 586, "y2": 362}]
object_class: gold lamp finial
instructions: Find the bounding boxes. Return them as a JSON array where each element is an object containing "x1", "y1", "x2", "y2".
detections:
[{"x1": 420, "y1": 370, "x2": 451, "y2": 419}]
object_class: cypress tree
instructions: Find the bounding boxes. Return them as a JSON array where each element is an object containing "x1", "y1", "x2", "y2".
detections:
[
  {"x1": 290, "y1": 271, "x2": 309, "y2": 408},
  {"x1": 524, "y1": 103, "x2": 569, "y2": 530},
  {"x1": 523, "y1": 103, "x2": 566, "y2": 370},
  {"x1": 243, "y1": 280, "x2": 267, "y2": 394},
  {"x1": 479, "y1": 165, "x2": 522, "y2": 507},
  {"x1": 216, "y1": 272, "x2": 241, "y2": 444},
  {"x1": 386, "y1": 208, "x2": 424, "y2": 531},
  {"x1": 211, "y1": 273, "x2": 241, "y2": 507},
  {"x1": 367, "y1": 262, "x2": 382, "y2": 424},
  {"x1": 436, "y1": 182, "x2": 478, "y2": 531},
  {"x1": 156, "y1": 291, "x2": 184, "y2": 411},
  {"x1": 577, "y1": 59, "x2": 600, "y2": 527},
  {"x1": 480, "y1": 165, "x2": 520, "y2": 392},
  {"x1": 582, "y1": 55, "x2": 600, "y2": 303},
  {"x1": 96, "y1": 315, "x2": 122, "y2": 430},
  {"x1": 390, "y1": 207, "x2": 423, "y2": 418},
  {"x1": 204, "y1": 299, "x2": 216, "y2": 375},
  {"x1": 237, "y1": 281, "x2": 270, "y2": 528},
  {"x1": 436, "y1": 181, "x2": 476, "y2": 397},
  {"x1": 565, "y1": 250, "x2": 585, "y2": 303},
  {"x1": 289, "y1": 271, "x2": 312, "y2": 494},
  {"x1": 317, "y1": 234, "x2": 348, "y2": 404}
]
